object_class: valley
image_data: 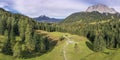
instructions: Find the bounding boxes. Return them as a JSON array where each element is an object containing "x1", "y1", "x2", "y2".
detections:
[
  {"x1": 0, "y1": 30, "x2": 120, "y2": 60},
  {"x1": 0, "y1": 2, "x2": 120, "y2": 60}
]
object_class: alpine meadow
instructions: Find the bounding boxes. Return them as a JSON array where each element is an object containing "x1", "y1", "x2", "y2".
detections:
[{"x1": 0, "y1": 0, "x2": 120, "y2": 60}]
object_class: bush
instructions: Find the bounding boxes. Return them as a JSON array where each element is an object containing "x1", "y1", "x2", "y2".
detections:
[{"x1": 59, "y1": 36, "x2": 65, "y2": 41}]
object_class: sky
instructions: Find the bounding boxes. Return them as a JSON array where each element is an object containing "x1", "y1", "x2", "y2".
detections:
[{"x1": 0, "y1": 0, "x2": 120, "y2": 18}]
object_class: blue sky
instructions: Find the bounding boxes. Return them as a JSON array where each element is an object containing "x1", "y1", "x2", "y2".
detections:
[{"x1": 0, "y1": 0, "x2": 120, "y2": 18}]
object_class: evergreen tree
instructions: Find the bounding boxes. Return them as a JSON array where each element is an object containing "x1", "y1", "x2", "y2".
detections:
[
  {"x1": 25, "y1": 24, "x2": 35, "y2": 52},
  {"x1": 13, "y1": 42, "x2": 21, "y2": 58},
  {"x1": 0, "y1": 17, "x2": 5, "y2": 35},
  {"x1": 93, "y1": 35, "x2": 106, "y2": 52}
]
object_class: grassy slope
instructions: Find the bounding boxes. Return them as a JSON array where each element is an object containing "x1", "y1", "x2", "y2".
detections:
[
  {"x1": 20, "y1": 31, "x2": 93, "y2": 60},
  {"x1": 0, "y1": 31, "x2": 120, "y2": 60}
]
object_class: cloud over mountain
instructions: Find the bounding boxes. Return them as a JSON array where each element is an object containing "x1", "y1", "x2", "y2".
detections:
[{"x1": 0, "y1": 0, "x2": 120, "y2": 18}]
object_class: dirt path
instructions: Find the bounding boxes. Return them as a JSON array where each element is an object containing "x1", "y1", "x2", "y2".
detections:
[
  {"x1": 63, "y1": 41, "x2": 68, "y2": 60},
  {"x1": 62, "y1": 35, "x2": 76, "y2": 60}
]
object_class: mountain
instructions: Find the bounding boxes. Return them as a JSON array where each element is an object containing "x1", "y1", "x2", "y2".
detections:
[
  {"x1": 58, "y1": 4, "x2": 120, "y2": 56},
  {"x1": 0, "y1": 4, "x2": 120, "y2": 60},
  {"x1": 61, "y1": 11, "x2": 120, "y2": 23},
  {"x1": 86, "y1": 4, "x2": 118, "y2": 14},
  {"x1": 61, "y1": 4, "x2": 120, "y2": 23},
  {"x1": 34, "y1": 15, "x2": 63, "y2": 23}
]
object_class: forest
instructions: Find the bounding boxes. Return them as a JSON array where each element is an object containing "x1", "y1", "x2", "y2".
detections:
[
  {"x1": 0, "y1": 8, "x2": 54, "y2": 58},
  {"x1": 37, "y1": 12, "x2": 120, "y2": 52},
  {"x1": 0, "y1": 8, "x2": 120, "y2": 59}
]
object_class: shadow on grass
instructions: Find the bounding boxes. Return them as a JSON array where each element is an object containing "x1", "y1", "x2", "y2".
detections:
[
  {"x1": 86, "y1": 41, "x2": 94, "y2": 51},
  {"x1": 22, "y1": 40, "x2": 58, "y2": 59},
  {"x1": 1, "y1": 39, "x2": 58, "y2": 59},
  {"x1": 102, "y1": 52, "x2": 111, "y2": 55}
]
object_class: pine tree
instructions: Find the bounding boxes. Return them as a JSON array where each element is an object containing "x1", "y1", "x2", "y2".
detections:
[
  {"x1": 0, "y1": 17, "x2": 6, "y2": 35},
  {"x1": 25, "y1": 24, "x2": 35, "y2": 52},
  {"x1": 13, "y1": 42, "x2": 21, "y2": 57},
  {"x1": 93, "y1": 35, "x2": 106, "y2": 52}
]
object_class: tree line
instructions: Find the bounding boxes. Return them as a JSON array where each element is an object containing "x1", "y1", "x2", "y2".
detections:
[
  {"x1": 0, "y1": 8, "x2": 54, "y2": 58},
  {"x1": 36, "y1": 12, "x2": 120, "y2": 52}
]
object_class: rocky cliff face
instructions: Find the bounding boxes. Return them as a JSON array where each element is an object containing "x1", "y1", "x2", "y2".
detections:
[{"x1": 86, "y1": 4, "x2": 118, "y2": 14}]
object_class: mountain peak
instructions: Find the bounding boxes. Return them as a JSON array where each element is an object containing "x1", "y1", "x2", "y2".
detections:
[
  {"x1": 34, "y1": 15, "x2": 63, "y2": 23},
  {"x1": 38, "y1": 15, "x2": 49, "y2": 18},
  {"x1": 86, "y1": 4, "x2": 118, "y2": 14}
]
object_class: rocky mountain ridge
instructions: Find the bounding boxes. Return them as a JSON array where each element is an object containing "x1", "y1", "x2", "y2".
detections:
[{"x1": 86, "y1": 4, "x2": 118, "y2": 14}]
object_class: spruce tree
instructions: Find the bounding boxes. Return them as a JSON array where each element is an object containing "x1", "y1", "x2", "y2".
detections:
[{"x1": 25, "y1": 24, "x2": 35, "y2": 52}]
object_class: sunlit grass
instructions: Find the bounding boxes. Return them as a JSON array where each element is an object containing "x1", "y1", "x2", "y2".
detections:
[{"x1": 0, "y1": 31, "x2": 120, "y2": 60}]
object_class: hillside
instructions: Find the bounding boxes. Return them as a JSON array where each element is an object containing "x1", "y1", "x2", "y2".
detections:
[
  {"x1": 0, "y1": 8, "x2": 59, "y2": 59},
  {"x1": 61, "y1": 11, "x2": 120, "y2": 23},
  {"x1": 0, "y1": 3, "x2": 120, "y2": 60},
  {"x1": 53, "y1": 4, "x2": 120, "y2": 57},
  {"x1": 61, "y1": 4, "x2": 119, "y2": 23},
  {"x1": 1, "y1": 30, "x2": 120, "y2": 60}
]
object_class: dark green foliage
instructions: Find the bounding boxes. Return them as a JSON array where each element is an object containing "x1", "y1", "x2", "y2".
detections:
[
  {"x1": 0, "y1": 7, "x2": 120, "y2": 58},
  {"x1": 61, "y1": 12, "x2": 119, "y2": 23},
  {"x1": 44, "y1": 37, "x2": 50, "y2": 50},
  {"x1": 13, "y1": 42, "x2": 22, "y2": 58},
  {"x1": 25, "y1": 24, "x2": 35, "y2": 52},
  {"x1": 59, "y1": 36, "x2": 65, "y2": 41},
  {"x1": 54, "y1": 12, "x2": 120, "y2": 52},
  {"x1": 93, "y1": 34, "x2": 106, "y2": 52},
  {"x1": 0, "y1": 16, "x2": 6, "y2": 35},
  {"x1": 2, "y1": 38, "x2": 12, "y2": 55},
  {"x1": 0, "y1": 8, "x2": 52, "y2": 58},
  {"x1": 33, "y1": 32, "x2": 41, "y2": 52},
  {"x1": 34, "y1": 12, "x2": 120, "y2": 52}
]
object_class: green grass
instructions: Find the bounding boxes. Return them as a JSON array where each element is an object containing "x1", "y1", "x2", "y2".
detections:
[
  {"x1": 0, "y1": 53, "x2": 14, "y2": 60},
  {"x1": 0, "y1": 32, "x2": 92, "y2": 60},
  {"x1": 89, "y1": 20, "x2": 111, "y2": 25},
  {"x1": 24, "y1": 41, "x2": 65, "y2": 60},
  {"x1": 65, "y1": 39, "x2": 93, "y2": 60},
  {"x1": 17, "y1": 32, "x2": 94, "y2": 60},
  {"x1": 0, "y1": 31, "x2": 120, "y2": 60}
]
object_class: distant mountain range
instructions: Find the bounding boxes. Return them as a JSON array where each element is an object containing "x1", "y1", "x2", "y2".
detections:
[
  {"x1": 34, "y1": 4, "x2": 119, "y2": 23},
  {"x1": 34, "y1": 15, "x2": 63, "y2": 23}
]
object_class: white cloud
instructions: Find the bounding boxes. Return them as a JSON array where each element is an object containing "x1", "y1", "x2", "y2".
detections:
[
  {"x1": 1, "y1": 0, "x2": 120, "y2": 18},
  {"x1": 0, "y1": 2, "x2": 7, "y2": 8},
  {"x1": 0, "y1": 2, "x2": 13, "y2": 11},
  {"x1": 11, "y1": 0, "x2": 90, "y2": 18},
  {"x1": 95, "y1": 0, "x2": 120, "y2": 13}
]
